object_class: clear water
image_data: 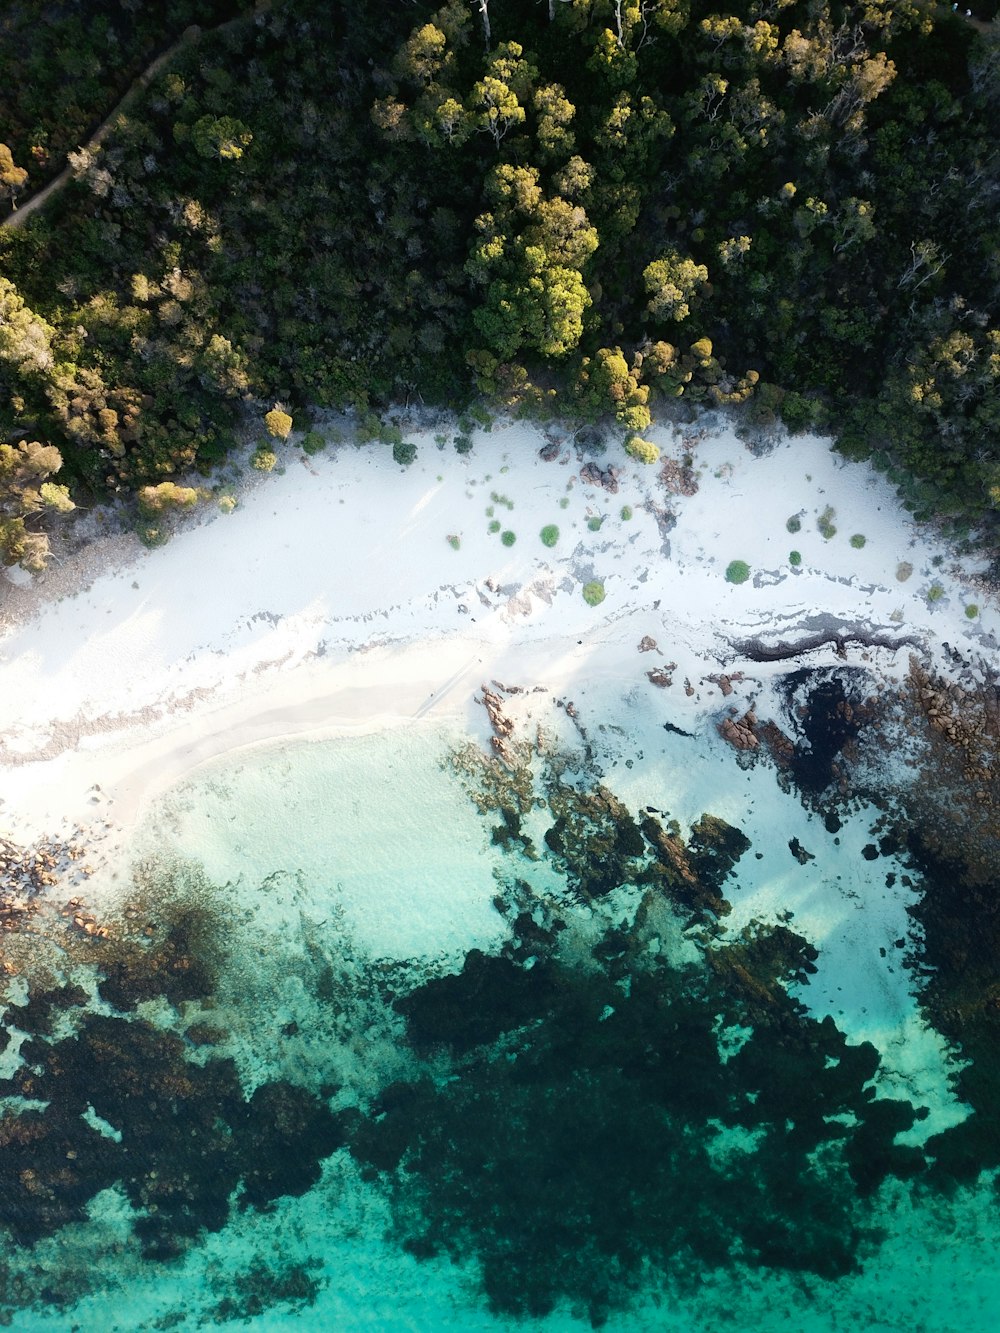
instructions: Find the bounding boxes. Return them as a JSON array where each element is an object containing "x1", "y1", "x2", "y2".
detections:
[{"x1": 2, "y1": 718, "x2": 998, "y2": 1332}]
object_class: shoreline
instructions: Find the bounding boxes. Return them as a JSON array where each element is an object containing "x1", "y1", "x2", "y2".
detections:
[
  {"x1": 1, "y1": 413, "x2": 995, "y2": 848},
  {"x1": 1, "y1": 412, "x2": 998, "y2": 1332}
]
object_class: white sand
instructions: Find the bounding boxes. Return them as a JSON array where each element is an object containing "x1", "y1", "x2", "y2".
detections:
[{"x1": 1, "y1": 414, "x2": 992, "y2": 840}]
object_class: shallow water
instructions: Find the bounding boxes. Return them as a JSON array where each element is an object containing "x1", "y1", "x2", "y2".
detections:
[{"x1": 2, "y1": 715, "x2": 999, "y2": 1332}]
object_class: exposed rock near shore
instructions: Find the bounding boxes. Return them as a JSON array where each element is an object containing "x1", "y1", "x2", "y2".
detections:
[
  {"x1": 719, "y1": 709, "x2": 759, "y2": 751},
  {"x1": 478, "y1": 684, "x2": 517, "y2": 767}
]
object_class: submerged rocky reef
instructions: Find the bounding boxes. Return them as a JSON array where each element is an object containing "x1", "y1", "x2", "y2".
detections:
[{"x1": 0, "y1": 667, "x2": 996, "y2": 1327}]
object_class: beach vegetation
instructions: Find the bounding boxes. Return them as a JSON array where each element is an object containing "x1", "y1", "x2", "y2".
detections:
[
  {"x1": 789, "y1": 550, "x2": 801, "y2": 566},
  {"x1": 927, "y1": 583, "x2": 945, "y2": 603},
  {"x1": 850, "y1": 534, "x2": 867, "y2": 549},
  {"x1": 264, "y1": 409, "x2": 292, "y2": 440},
  {"x1": 582, "y1": 580, "x2": 605, "y2": 606},
  {"x1": 624, "y1": 436, "x2": 660, "y2": 465},
  {"x1": 587, "y1": 516, "x2": 603, "y2": 532},
  {"x1": 786, "y1": 516, "x2": 802, "y2": 534},
  {"x1": 301, "y1": 431, "x2": 326, "y2": 456},
  {"x1": 0, "y1": 439, "x2": 75, "y2": 570},
  {"x1": 540, "y1": 524, "x2": 559, "y2": 547},
  {"x1": 966, "y1": 603, "x2": 979, "y2": 619},
  {"x1": 818, "y1": 507, "x2": 837, "y2": 540},
  {"x1": 725, "y1": 560, "x2": 751, "y2": 585},
  {"x1": 251, "y1": 448, "x2": 277, "y2": 472},
  {"x1": 620, "y1": 506, "x2": 632, "y2": 521},
  {"x1": 501, "y1": 530, "x2": 516, "y2": 547},
  {"x1": 488, "y1": 520, "x2": 501, "y2": 534},
  {"x1": 447, "y1": 534, "x2": 460, "y2": 550},
  {"x1": 896, "y1": 562, "x2": 913, "y2": 583},
  {"x1": 392, "y1": 440, "x2": 417, "y2": 467},
  {"x1": 138, "y1": 481, "x2": 201, "y2": 514}
]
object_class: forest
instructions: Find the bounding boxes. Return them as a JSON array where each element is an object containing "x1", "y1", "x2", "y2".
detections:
[{"x1": 0, "y1": 0, "x2": 998, "y2": 568}]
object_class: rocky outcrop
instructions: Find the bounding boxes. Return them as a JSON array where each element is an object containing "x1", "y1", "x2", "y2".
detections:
[
  {"x1": 719, "y1": 709, "x2": 759, "y2": 750},
  {"x1": 580, "y1": 462, "x2": 620, "y2": 493},
  {"x1": 479, "y1": 684, "x2": 516, "y2": 766}
]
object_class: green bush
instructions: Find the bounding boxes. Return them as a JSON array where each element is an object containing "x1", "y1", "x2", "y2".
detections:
[
  {"x1": 966, "y1": 603, "x2": 979, "y2": 619},
  {"x1": 447, "y1": 534, "x2": 460, "y2": 550},
  {"x1": 454, "y1": 433, "x2": 473, "y2": 454},
  {"x1": 725, "y1": 560, "x2": 751, "y2": 584},
  {"x1": 501, "y1": 530, "x2": 516, "y2": 547},
  {"x1": 817, "y1": 506, "x2": 837, "y2": 539},
  {"x1": 624, "y1": 436, "x2": 660, "y2": 464},
  {"x1": 620, "y1": 505, "x2": 633, "y2": 521},
  {"x1": 302, "y1": 430, "x2": 326, "y2": 456},
  {"x1": 251, "y1": 448, "x2": 277, "y2": 472},
  {"x1": 588, "y1": 516, "x2": 603, "y2": 531},
  {"x1": 786, "y1": 515, "x2": 802, "y2": 534},
  {"x1": 540, "y1": 525, "x2": 559, "y2": 547},
  {"x1": 789, "y1": 550, "x2": 801, "y2": 566},
  {"x1": 393, "y1": 440, "x2": 417, "y2": 466},
  {"x1": 488, "y1": 520, "x2": 501, "y2": 534},
  {"x1": 582, "y1": 580, "x2": 606, "y2": 606},
  {"x1": 927, "y1": 583, "x2": 944, "y2": 603},
  {"x1": 264, "y1": 408, "x2": 293, "y2": 440},
  {"x1": 849, "y1": 533, "x2": 867, "y2": 549}
]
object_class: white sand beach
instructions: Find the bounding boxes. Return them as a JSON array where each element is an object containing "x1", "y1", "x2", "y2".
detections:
[{"x1": 1, "y1": 413, "x2": 993, "y2": 844}]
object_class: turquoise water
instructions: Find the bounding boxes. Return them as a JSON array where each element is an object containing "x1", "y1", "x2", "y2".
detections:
[{"x1": 1, "y1": 713, "x2": 998, "y2": 1331}]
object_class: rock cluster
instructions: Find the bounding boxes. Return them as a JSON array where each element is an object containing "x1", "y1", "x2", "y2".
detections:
[
  {"x1": 480, "y1": 684, "x2": 516, "y2": 766},
  {"x1": 0, "y1": 834, "x2": 67, "y2": 894},
  {"x1": 719, "y1": 709, "x2": 759, "y2": 750},
  {"x1": 580, "y1": 461, "x2": 620, "y2": 493}
]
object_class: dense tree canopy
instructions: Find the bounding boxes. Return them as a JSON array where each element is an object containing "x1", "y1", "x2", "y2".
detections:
[{"x1": 0, "y1": 0, "x2": 998, "y2": 564}]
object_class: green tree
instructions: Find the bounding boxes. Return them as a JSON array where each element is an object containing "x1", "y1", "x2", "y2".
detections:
[
  {"x1": 0, "y1": 440, "x2": 75, "y2": 571},
  {"x1": 643, "y1": 250, "x2": 709, "y2": 322}
]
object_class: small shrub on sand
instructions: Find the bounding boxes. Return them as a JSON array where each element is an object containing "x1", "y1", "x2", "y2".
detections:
[
  {"x1": 488, "y1": 520, "x2": 501, "y2": 534},
  {"x1": 896, "y1": 562, "x2": 913, "y2": 582},
  {"x1": 927, "y1": 583, "x2": 944, "y2": 603},
  {"x1": 251, "y1": 447, "x2": 277, "y2": 471},
  {"x1": 392, "y1": 440, "x2": 417, "y2": 466},
  {"x1": 850, "y1": 533, "x2": 867, "y2": 549},
  {"x1": 725, "y1": 560, "x2": 751, "y2": 585},
  {"x1": 588, "y1": 516, "x2": 603, "y2": 531},
  {"x1": 624, "y1": 436, "x2": 660, "y2": 465},
  {"x1": 966, "y1": 603, "x2": 979, "y2": 619},
  {"x1": 302, "y1": 430, "x2": 326, "y2": 456},
  {"x1": 217, "y1": 495, "x2": 237, "y2": 514},
  {"x1": 264, "y1": 408, "x2": 293, "y2": 440},
  {"x1": 817, "y1": 506, "x2": 837, "y2": 539},
  {"x1": 540, "y1": 525, "x2": 559, "y2": 547},
  {"x1": 447, "y1": 534, "x2": 460, "y2": 550},
  {"x1": 786, "y1": 515, "x2": 802, "y2": 534},
  {"x1": 789, "y1": 550, "x2": 801, "y2": 566},
  {"x1": 621, "y1": 505, "x2": 633, "y2": 521},
  {"x1": 582, "y1": 581, "x2": 606, "y2": 606},
  {"x1": 501, "y1": 530, "x2": 516, "y2": 547}
]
